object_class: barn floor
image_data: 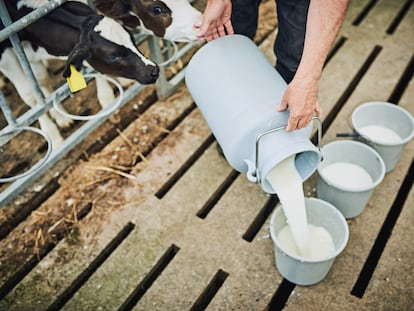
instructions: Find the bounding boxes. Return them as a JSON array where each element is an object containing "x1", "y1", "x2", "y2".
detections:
[{"x1": 1, "y1": 0, "x2": 413, "y2": 310}]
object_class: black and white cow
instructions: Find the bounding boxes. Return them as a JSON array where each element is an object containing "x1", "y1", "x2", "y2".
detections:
[
  {"x1": 93, "y1": 0, "x2": 202, "y2": 42},
  {"x1": 0, "y1": 0, "x2": 159, "y2": 147}
]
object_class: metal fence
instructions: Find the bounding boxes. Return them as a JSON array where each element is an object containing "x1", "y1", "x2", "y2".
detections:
[{"x1": 0, "y1": 0, "x2": 196, "y2": 206}]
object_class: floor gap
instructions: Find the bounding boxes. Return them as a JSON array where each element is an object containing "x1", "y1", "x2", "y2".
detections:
[
  {"x1": 189, "y1": 269, "x2": 229, "y2": 311},
  {"x1": 3, "y1": 160, "x2": 30, "y2": 179},
  {"x1": 266, "y1": 278, "x2": 296, "y2": 311},
  {"x1": 325, "y1": 36, "x2": 347, "y2": 66},
  {"x1": 154, "y1": 134, "x2": 215, "y2": 199},
  {"x1": 118, "y1": 244, "x2": 180, "y2": 311},
  {"x1": 387, "y1": 53, "x2": 414, "y2": 104},
  {"x1": 352, "y1": 0, "x2": 378, "y2": 26},
  {"x1": 197, "y1": 170, "x2": 239, "y2": 219},
  {"x1": 386, "y1": 0, "x2": 414, "y2": 34},
  {"x1": 243, "y1": 194, "x2": 278, "y2": 242}
]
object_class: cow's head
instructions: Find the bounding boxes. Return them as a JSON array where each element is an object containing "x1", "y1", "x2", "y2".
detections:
[
  {"x1": 94, "y1": 0, "x2": 202, "y2": 42},
  {"x1": 63, "y1": 14, "x2": 159, "y2": 84}
]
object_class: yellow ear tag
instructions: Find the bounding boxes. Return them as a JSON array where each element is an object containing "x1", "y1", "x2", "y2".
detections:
[{"x1": 67, "y1": 64, "x2": 87, "y2": 93}]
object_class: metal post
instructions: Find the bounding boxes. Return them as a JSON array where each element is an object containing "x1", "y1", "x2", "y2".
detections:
[{"x1": 0, "y1": 90, "x2": 17, "y2": 127}]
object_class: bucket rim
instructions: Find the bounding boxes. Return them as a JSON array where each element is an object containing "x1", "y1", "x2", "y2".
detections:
[
  {"x1": 351, "y1": 101, "x2": 414, "y2": 145},
  {"x1": 317, "y1": 140, "x2": 386, "y2": 192},
  {"x1": 269, "y1": 197, "x2": 349, "y2": 263}
]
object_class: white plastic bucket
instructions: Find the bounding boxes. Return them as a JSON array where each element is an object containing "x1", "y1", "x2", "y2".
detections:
[
  {"x1": 351, "y1": 102, "x2": 414, "y2": 172},
  {"x1": 317, "y1": 140, "x2": 385, "y2": 218},
  {"x1": 269, "y1": 197, "x2": 349, "y2": 286},
  {"x1": 185, "y1": 34, "x2": 321, "y2": 193}
]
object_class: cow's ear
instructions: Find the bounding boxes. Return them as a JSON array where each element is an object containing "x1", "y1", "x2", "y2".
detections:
[
  {"x1": 62, "y1": 15, "x2": 102, "y2": 78},
  {"x1": 121, "y1": 15, "x2": 140, "y2": 29},
  {"x1": 62, "y1": 44, "x2": 90, "y2": 78},
  {"x1": 94, "y1": 0, "x2": 131, "y2": 19},
  {"x1": 81, "y1": 15, "x2": 104, "y2": 37}
]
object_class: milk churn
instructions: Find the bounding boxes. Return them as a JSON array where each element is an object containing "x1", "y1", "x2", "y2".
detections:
[{"x1": 185, "y1": 35, "x2": 321, "y2": 193}]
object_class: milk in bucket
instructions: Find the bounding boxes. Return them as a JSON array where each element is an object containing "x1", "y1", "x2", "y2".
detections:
[
  {"x1": 266, "y1": 155, "x2": 335, "y2": 259},
  {"x1": 351, "y1": 102, "x2": 414, "y2": 172},
  {"x1": 317, "y1": 140, "x2": 386, "y2": 219},
  {"x1": 319, "y1": 162, "x2": 373, "y2": 190},
  {"x1": 358, "y1": 125, "x2": 402, "y2": 144},
  {"x1": 270, "y1": 197, "x2": 349, "y2": 285}
]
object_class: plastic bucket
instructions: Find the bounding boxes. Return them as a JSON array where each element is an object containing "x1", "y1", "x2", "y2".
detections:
[
  {"x1": 185, "y1": 34, "x2": 321, "y2": 193},
  {"x1": 351, "y1": 102, "x2": 414, "y2": 172},
  {"x1": 269, "y1": 197, "x2": 349, "y2": 286},
  {"x1": 317, "y1": 140, "x2": 385, "y2": 218}
]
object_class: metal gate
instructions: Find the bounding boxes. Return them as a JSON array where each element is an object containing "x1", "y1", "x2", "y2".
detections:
[{"x1": 0, "y1": 0, "x2": 196, "y2": 206}]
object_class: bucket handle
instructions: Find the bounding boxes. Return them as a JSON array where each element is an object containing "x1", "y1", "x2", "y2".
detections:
[
  {"x1": 253, "y1": 116, "x2": 322, "y2": 183},
  {"x1": 336, "y1": 132, "x2": 373, "y2": 146}
]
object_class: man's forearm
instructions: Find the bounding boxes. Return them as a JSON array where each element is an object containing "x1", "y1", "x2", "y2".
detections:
[{"x1": 295, "y1": 0, "x2": 349, "y2": 81}]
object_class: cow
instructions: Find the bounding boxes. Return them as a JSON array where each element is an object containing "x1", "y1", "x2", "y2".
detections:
[
  {"x1": 0, "y1": 0, "x2": 160, "y2": 147},
  {"x1": 92, "y1": 0, "x2": 202, "y2": 42}
]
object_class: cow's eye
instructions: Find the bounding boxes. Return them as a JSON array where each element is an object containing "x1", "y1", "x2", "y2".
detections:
[
  {"x1": 149, "y1": 6, "x2": 163, "y2": 15},
  {"x1": 107, "y1": 55, "x2": 121, "y2": 62}
]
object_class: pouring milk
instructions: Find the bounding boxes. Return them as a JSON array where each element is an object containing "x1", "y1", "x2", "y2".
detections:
[{"x1": 266, "y1": 155, "x2": 335, "y2": 259}]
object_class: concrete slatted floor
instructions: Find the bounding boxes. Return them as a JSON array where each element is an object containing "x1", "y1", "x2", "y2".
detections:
[{"x1": 0, "y1": 0, "x2": 413, "y2": 310}]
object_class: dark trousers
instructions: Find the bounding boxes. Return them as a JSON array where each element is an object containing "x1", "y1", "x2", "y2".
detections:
[{"x1": 230, "y1": 0, "x2": 310, "y2": 83}]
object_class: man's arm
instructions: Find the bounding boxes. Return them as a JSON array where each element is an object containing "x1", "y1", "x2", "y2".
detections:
[{"x1": 278, "y1": 0, "x2": 350, "y2": 131}]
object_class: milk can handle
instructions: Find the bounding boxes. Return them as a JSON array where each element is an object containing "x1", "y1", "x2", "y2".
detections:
[{"x1": 254, "y1": 116, "x2": 322, "y2": 183}]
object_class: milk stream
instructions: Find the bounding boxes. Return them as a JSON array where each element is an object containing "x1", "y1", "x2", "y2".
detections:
[
  {"x1": 266, "y1": 155, "x2": 335, "y2": 259},
  {"x1": 320, "y1": 162, "x2": 373, "y2": 190},
  {"x1": 359, "y1": 125, "x2": 402, "y2": 144}
]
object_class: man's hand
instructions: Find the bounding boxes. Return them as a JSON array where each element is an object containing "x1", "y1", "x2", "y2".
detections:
[
  {"x1": 277, "y1": 75, "x2": 322, "y2": 132},
  {"x1": 195, "y1": 0, "x2": 234, "y2": 41}
]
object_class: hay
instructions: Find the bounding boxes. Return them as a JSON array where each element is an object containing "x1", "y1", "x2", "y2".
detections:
[
  {"x1": 116, "y1": 128, "x2": 149, "y2": 164},
  {"x1": 86, "y1": 165, "x2": 137, "y2": 181}
]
